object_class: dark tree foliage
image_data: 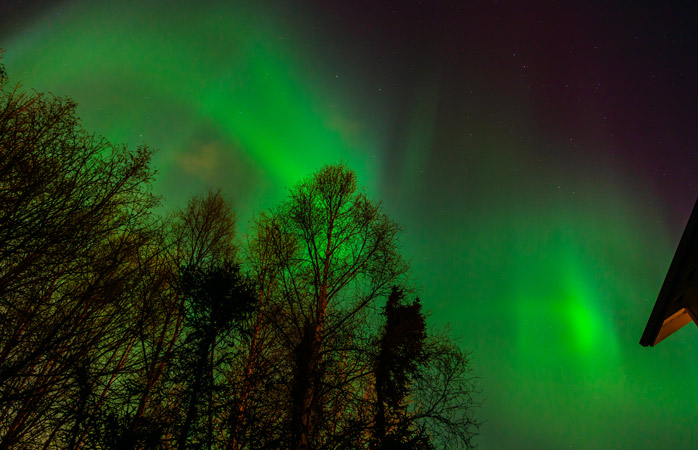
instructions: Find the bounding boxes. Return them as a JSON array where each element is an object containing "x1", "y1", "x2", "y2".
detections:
[
  {"x1": 179, "y1": 262, "x2": 256, "y2": 339},
  {"x1": 0, "y1": 54, "x2": 479, "y2": 450},
  {"x1": 374, "y1": 287, "x2": 429, "y2": 450},
  {"x1": 0, "y1": 53, "x2": 6, "y2": 86},
  {"x1": 175, "y1": 261, "x2": 256, "y2": 450},
  {"x1": 377, "y1": 287, "x2": 428, "y2": 406},
  {"x1": 98, "y1": 412, "x2": 165, "y2": 450}
]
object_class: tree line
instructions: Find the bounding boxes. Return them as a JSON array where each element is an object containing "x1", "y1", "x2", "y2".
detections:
[{"x1": 0, "y1": 54, "x2": 479, "y2": 449}]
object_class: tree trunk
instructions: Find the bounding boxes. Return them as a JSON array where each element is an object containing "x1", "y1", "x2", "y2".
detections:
[{"x1": 177, "y1": 338, "x2": 211, "y2": 450}]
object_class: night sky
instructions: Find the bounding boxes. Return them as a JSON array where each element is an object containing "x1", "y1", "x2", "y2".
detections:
[{"x1": 2, "y1": 1, "x2": 698, "y2": 448}]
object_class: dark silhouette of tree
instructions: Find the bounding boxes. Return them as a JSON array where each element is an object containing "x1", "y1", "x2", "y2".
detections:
[
  {"x1": 371, "y1": 288, "x2": 480, "y2": 450},
  {"x1": 0, "y1": 55, "x2": 158, "y2": 450},
  {"x1": 172, "y1": 189, "x2": 238, "y2": 269},
  {"x1": 174, "y1": 261, "x2": 255, "y2": 450},
  {"x1": 237, "y1": 164, "x2": 480, "y2": 450},
  {"x1": 0, "y1": 54, "x2": 480, "y2": 449},
  {"x1": 408, "y1": 334, "x2": 480, "y2": 450},
  {"x1": 245, "y1": 164, "x2": 407, "y2": 450},
  {"x1": 97, "y1": 410, "x2": 165, "y2": 450},
  {"x1": 0, "y1": 55, "x2": 6, "y2": 85},
  {"x1": 373, "y1": 287, "x2": 430, "y2": 450},
  {"x1": 111, "y1": 233, "x2": 181, "y2": 449},
  {"x1": 224, "y1": 212, "x2": 293, "y2": 450},
  {"x1": 113, "y1": 190, "x2": 238, "y2": 449}
]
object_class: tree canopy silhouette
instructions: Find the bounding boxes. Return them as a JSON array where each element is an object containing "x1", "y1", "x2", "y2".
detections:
[
  {"x1": 0, "y1": 53, "x2": 479, "y2": 450},
  {"x1": 0, "y1": 53, "x2": 158, "y2": 450}
]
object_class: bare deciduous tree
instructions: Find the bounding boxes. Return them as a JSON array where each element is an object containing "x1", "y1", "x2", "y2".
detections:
[
  {"x1": 0, "y1": 54, "x2": 480, "y2": 449},
  {"x1": 0, "y1": 57, "x2": 158, "y2": 450},
  {"x1": 247, "y1": 164, "x2": 407, "y2": 450}
]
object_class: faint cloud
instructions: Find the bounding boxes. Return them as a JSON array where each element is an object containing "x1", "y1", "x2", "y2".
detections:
[{"x1": 175, "y1": 143, "x2": 221, "y2": 180}]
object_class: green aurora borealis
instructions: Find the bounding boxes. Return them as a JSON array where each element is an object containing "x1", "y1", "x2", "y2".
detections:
[{"x1": 3, "y1": 1, "x2": 698, "y2": 448}]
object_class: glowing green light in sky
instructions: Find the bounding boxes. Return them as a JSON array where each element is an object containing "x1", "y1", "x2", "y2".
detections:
[
  {"x1": 4, "y1": 2, "x2": 698, "y2": 449},
  {"x1": 4, "y1": 0, "x2": 380, "y2": 214}
]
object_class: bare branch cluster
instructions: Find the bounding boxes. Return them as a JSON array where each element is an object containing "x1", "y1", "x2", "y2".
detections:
[{"x1": 0, "y1": 56, "x2": 479, "y2": 450}]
